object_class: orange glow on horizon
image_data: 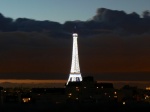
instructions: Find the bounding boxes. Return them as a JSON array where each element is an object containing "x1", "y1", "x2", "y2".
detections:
[
  {"x1": 0, "y1": 79, "x2": 150, "y2": 89},
  {"x1": 0, "y1": 79, "x2": 67, "y2": 84}
]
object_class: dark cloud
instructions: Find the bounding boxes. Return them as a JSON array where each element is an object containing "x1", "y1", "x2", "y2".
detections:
[
  {"x1": 62, "y1": 8, "x2": 150, "y2": 35},
  {"x1": 0, "y1": 13, "x2": 13, "y2": 31},
  {"x1": 93, "y1": 8, "x2": 140, "y2": 23},
  {"x1": 14, "y1": 18, "x2": 62, "y2": 32},
  {"x1": 142, "y1": 10, "x2": 150, "y2": 18},
  {"x1": 0, "y1": 8, "x2": 150, "y2": 35},
  {"x1": 91, "y1": 8, "x2": 150, "y2": 34},
  {"x1": 0, "y1": 13, "x2": 62, "y2": 33}
]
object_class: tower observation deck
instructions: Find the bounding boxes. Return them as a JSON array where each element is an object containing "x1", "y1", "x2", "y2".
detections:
[{"x1": 66, "y1": 33, "x2": 82, "y2": 85}]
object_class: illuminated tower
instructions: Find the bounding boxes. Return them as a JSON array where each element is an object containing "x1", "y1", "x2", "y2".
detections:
[{"x1": 66, "y1": 32, "x2": 82, "y2": 85}]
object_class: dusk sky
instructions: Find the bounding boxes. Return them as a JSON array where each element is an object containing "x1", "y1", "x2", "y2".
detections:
[
  {"x1": 0, "y1": 0, "x2": 150, "y2": 23},
  {"x1": 0, "y1": 0, "x2": 150, "y2": 88}
]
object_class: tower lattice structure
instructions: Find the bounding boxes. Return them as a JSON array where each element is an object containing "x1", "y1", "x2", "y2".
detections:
[{"x1": 66, "y1": 33, "x2": 82, "y2": 85}]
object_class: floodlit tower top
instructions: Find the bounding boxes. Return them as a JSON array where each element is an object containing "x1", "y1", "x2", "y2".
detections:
[{"x1": 73, "y1": 33, "x2": 78, "y2": 37}]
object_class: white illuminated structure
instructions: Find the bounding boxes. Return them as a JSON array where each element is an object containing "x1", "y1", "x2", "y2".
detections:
[{"x1": 66, "y1": 33, "x2": 82, "y2": 85}]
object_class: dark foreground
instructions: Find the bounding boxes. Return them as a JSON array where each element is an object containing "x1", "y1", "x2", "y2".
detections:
[{"x1": 0, "y1": 102, "x2": 150, "y2": 112}]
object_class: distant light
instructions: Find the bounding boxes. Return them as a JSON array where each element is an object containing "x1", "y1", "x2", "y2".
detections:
[
  {"x1": 123, "y1": 102, "x2": 126, "y2": 105},
  {"x1": 145, "y1": 95, "x2": 149, "y2": 99},
  {"x1": 146, "y1": 87, "x2": 150, "y2": 90},
  {"x1": 76, "y1": 98, "x2": 78, "y2": 100},
  {"x1": 114, "y1": 96, "x2": 117, "y2": 98},
  {"x1": 22, "y1": 98, "x2": 31, "y2": 103},
  {"x1": 114, "y1": 92, "x2": 117, "y2": 94},
  {"x1": 68, "y1": 93, "x2": 72, "y2": 96},
  {"x1": 97, "y1": 87, "x2": 98, "y2": 89},
  {"x1": 84, "y1": 87, "x2": 86, "y2": 89},
  {"x1": 101, "y1": 86, "x2": 103, "y2": 89}
]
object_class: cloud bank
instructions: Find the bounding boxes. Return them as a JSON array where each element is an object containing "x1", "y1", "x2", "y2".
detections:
[{"x1": 0, "y1": 8, "x2": 150, "y2": 35}]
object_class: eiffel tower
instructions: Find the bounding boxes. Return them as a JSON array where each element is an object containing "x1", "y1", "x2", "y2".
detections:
[{"x1": 66, "y1": 31, "x2": 82, "y2": 85}]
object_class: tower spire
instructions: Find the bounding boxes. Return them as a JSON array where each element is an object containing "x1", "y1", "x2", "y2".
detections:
[
  {"x1": 66, "y1": 29, "x2": 82, "y2": 85},
  {"x1": 73, "y1": 26, "x2": 77, "y2": 33}
]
